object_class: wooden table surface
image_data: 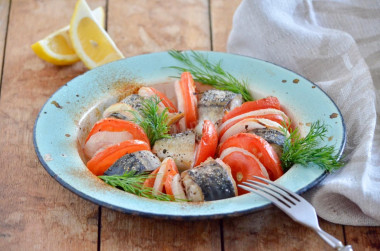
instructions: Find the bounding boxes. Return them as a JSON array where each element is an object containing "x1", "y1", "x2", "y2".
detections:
[{"x1": 0, "y1": 0, "x2": 379, "y2": 250}]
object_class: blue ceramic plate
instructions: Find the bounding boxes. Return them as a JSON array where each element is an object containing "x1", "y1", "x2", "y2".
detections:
[{"x1": 34, "y1": 51, "x2": 345, "y2": 220}]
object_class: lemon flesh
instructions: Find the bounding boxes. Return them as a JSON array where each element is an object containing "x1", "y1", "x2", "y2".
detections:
[
  {"x1": 48, "y1": 34, "x2": 76, "y2": 55},
  {"x1": 31, "y1": 7, "x2": 105, "y2": 66},
  {"x1": 70, "y1": 0, "x2": 124, "y2": 69}
]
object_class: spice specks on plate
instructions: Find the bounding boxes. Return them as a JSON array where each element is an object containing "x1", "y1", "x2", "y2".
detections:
[
  {"x1": 330, "y1": 113, "x2": 338, "y2": 119},
  {"x1": 293, "y1": 79, "x2": 299, "y2": 84}
]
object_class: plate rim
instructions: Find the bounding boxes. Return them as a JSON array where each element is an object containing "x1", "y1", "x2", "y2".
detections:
[{"x1": 33, "y1": 50, "x2": 346, "y2": 220}]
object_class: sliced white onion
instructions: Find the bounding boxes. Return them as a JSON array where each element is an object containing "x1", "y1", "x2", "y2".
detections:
[
  {"x1": 219, "y1": 118, "x2": 286, "y2": 143},
  {"x1": 219, "y1": 147, "x2": 269, "y2": 179},
  {"x1": 219, "y1": 108, "x2": 287, "y2": 133},
  {"x1": 138, "y1": 87, "x2": 166, "y2": 109},
  {"x1": 84, "y1": 131, "x2": 133, "y2": 159},
  {"x1": 102, "y1": 103, "x2": 135, "y2": 119},
  {"x1": 138, "y1": 86, "x2": 154, "y2": 97},
  {"x1": 153, "y1": 158, "x2": 169, "y2": 195}
]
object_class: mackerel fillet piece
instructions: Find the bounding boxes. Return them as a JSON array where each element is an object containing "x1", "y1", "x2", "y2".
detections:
[
  {"x1": 104, "y1": 150, "x2": 161, "y2": 176},
  {"x1": 249, "y1": 128, "x2": 286, "y2": 157},
  {"x1": 152, "y1": 131, "x2": 196, "y2": 172},
  {"x1": 195, "y1": 90, "x2": 243, "y2": 137},
  {"x1": 181, "y1": 158, "x2": 237, "y2": 202},
  {"x1": 120, "y1": 94, "x2": 145, "y2": 113}
]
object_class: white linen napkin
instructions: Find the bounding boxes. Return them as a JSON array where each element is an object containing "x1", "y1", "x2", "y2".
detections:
[{"x1": 227, "y1": 0, "x2": 380, "y2": 226}]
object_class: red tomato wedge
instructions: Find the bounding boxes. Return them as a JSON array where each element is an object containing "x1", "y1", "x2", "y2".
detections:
[
  {"x1": 193, "y1": 120, "x2": 218, "y2": 167},
  {"x1": 87, "y1": 140, "x2": 150, "y2": 176},
  {"x1": 152, "y1": 158, "x2": 172, "y2": 195},
  {"x1": 219, "y1": 133, "x2": 283, "y2": 180},
  {"x1": 222, "y1": 97, "x2": 281, "y2": 123},
  {"x1": 220, "y1": 147, "x2": 269, "y2": 195},
  {"x1": 85, "y1": 118, "x2": 150, "y2": 147},
  {"x1": 176, "y1": 72, "x2": 198, "y2": 129},
  {"x1": 163, "y1": 158, "x2": 179, "y2": 195},
  {"x1": 150, "y1": 87, "x2": 178, "y2": 113},
  {"x1": 143, "y1": 168, "x2": 160, "y2": 188},
  {"x1": 219, "y1": 114, "x2": 289, "y2": 141},
  {"x1": 138, "y1": 87, "x2": 178, "y2": 113},
  {"x1": 164, "y1": 160, "x2": 186, "y2": 200}
]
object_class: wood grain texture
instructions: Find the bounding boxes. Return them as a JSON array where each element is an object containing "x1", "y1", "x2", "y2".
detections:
[
  {"x1": 210, "y1": 0, "x2": 241, "y2": 52},
  {"x1": 345, "y1": 226, "x2": 380, "y2": 250},
  {"x1": 101, "y1": 212, "x2": 221, "y2": 251},
  {"x1": 223, "y1": 207, "x2": 345, "y2": 251},
  {"x1": 0, "y1": 0, "x2": 9, "y2": 88},
  {"x1": 0, "y1": 0, "x2": 105, "y2": 250},
  {"x1": 100, "y1": 0, "x2": 219, "y2": 250},
  {"x1": 107, "y1": 0, "x2": 210, "y2": 57}
]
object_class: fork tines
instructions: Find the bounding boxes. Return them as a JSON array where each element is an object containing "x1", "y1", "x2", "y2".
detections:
[{"x1": 238, "y1": 176, "x2": 301, "y2": 209}]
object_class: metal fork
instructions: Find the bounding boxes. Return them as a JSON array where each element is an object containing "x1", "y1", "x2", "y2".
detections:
[{"x1": 239, "y1": 176, "x2": 353, "y2": 251}]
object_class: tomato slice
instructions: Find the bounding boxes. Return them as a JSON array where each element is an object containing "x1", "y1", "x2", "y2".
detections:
[
  {"x1": 85, "y1": 118, "x2": 150, "y2": 147},
  {"x1": 179, "y1": 72, "x2": 198, "y2": 129},
  {"x1": 163, "y1": 158, "x2": 179, "y2": 195},
  {"x1": 220, "y1": 148, "x2": 268, "y2": 195},
  {"x1": 152, "y1": 158, "x2": 171, "y2": 195},
  {"x1": 139, "y1": 86, "x2": 178, "y2": 113},
  {"x1": 193, "y1": 120, "x2": 218, "y2": 167},
  {"x1": 219, "y1": 133, "x2": 283, "y2": 180},
  {"x1": 219, "y1": 114, "x2": 289, "y2": 141},
  {"x1": 87, "y1": 140, "x2": 150, "y2": 176},
  {"x1": 143, "y1": 168, "x2": 160, "y2": 188},
  {"x1": 222, "y1": 97, "x2": 281, "y2": 123},
  {"x1": 149, "y1": 87, "x2": 178, "y2": 113}
]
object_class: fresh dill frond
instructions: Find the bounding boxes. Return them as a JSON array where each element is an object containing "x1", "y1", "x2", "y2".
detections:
[
  {"x1": 99, "y1": 171, "x2": 174, "y2": 201},
  {"x1": 280, "y1": 120, "x2": 344, "y2": 172},
  {"x1": 131, "y1": 96, "x2": 171, "y2": 145},
  {"x1": 168, "y1": 50, "x2": 254, "y2": 101}
]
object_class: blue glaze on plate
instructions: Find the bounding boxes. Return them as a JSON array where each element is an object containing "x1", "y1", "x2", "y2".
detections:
[{"x1": 33, "y1": 51, "x2": 345, "y2": 220}]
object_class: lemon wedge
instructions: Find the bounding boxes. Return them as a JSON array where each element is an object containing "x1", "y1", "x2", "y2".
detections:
[
  {"x1": 69, "y1": 0, "x2": 124, "y2": 69},
  {"x1": 31, "y1": 7, "x2": 105, "y2": 66}
]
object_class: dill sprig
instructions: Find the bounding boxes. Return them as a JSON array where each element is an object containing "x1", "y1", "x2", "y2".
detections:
[
  {"x1": 99, "y1": 171, "x2": 174, "y2": 201},
  {"x1": 280, "y1": 120, "x2": 344, "y2": 172},
  {"x1": 131, "y1": 96, "x2": 171, "y2": 145},
  {"x1": 168, "y1": 50, "x2": 254, "y2": 101}
]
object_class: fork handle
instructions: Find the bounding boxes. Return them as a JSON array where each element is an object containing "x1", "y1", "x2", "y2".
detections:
[{"x1": 316, "y1": 229, "x2": 353, "y2": 250}]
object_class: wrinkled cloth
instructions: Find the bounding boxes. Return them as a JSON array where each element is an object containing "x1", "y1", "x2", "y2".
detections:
[{"x1": 227, "y1": 0, "x2": 380, "y2": 226}]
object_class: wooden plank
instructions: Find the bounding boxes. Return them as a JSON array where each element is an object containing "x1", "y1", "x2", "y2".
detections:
[
  {"x1": 0, "y1": 0, "x2": 10, "y2": 87},
  {"x1": 108, "y1": 0, "x2": 210, "y2": 57},
  {"x1": 100, "y1": 0, "x2": 218, "y2": 250},
  {"x1": 101, "y1": 213, "x2": 221, "y2": 250},
  {"x1": 0, "y1": 0, "x2": 105, "y2": 249},
  {"x1": 210, "y1": 0, "x2": 241, "y2": 52},
  {"x1": 223, "y1": 207, "x2": 345, "y2": 250},
  {"x1": 345, "y1": 226, "x2": 380, "y2": 250}
]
